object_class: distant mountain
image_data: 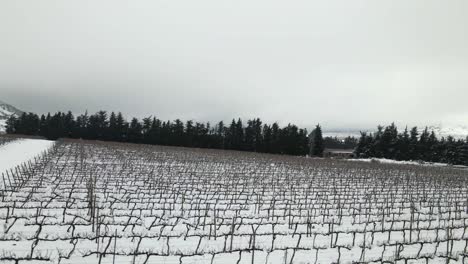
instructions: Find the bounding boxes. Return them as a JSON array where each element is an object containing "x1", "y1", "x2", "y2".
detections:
[
  {"x1": 426, "y1": 124, "x2": 468, "y2": 140},
  {"x1": 324, "y1": 124, "x2": 468, "y2": 140},
  {"x1": 0, "y1": 101, "x2": 24, "y2": 133},
  {"x1": 323, "y1": 130, "x2": 362, "y2": 139}
]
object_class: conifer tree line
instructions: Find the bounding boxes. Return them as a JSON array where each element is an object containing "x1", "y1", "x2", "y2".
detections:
[
  {"x1": 355, "y1": 123, "x2": 468, "y2": 166},
  {"x1": 5, "y1": 111, "x2": 322, "y2": 156},
  {"x1": 6, "y1": 112, "x2": 468, "y2": 164}
]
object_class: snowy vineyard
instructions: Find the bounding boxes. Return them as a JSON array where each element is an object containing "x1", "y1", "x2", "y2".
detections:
[{"x1": 0, "y1": 138, "x2": 467, "y2": 263}]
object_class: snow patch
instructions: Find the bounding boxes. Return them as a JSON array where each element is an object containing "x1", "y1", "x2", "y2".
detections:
[
  {"x1": 349, "y1": 158, "x2": 468, "y2": 168},
  {"x1": 0, "y1": 139, "x2": 55, "y2": 174}
]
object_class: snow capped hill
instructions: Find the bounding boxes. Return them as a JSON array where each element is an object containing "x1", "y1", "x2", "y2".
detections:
[
  {"x1": 324, "y1": 124, "x2": 468, "y2": 140},
  {"x1": 426, "y1": 124, "x2": 468, "y2": 140},
  {"x1": 323, "y1": 130, "x2": 362, "y2": 139},
  {"x1": 0, "y1": 101, "x2": 24, "y2": 133}
]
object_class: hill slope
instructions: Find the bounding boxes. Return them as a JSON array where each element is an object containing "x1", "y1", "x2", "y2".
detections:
[{"x1": 0, "y1": 101, "x2": 24, "y2": 133}]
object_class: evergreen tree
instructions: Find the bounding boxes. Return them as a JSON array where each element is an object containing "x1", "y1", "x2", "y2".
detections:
[
  {"x1": 310, "y1": 124, "x2": 324, "y2": 157},
  {"x1": 148, "y1": 117, "x2": 161, "y2": 145},
  {"x1": 5, "y1": 115, "x2": 17, "y2": 134},
  {"x1": 270, "y1": 123, "x2": 280, "y2": 154},
  {"x1": 171, "y1": 119, "x2": 185, "y2": 146},
  {"x1": 115, "y1": 112, "x2": 127, "y2": 141},
  {"x1": 356, "y1": 134, "x2": 372, "y2": 158},
  {"x1": 262, "y1": 124, "x2": 272, "y2": 153},
  {"x1": 75, "y1": 112, "x2": 89, "y2": 139},
  {"x1": 418, "y1": 127, "x2": 430, "y2": 160},
  {"x1": 444, "y1": 136, "x2": 458, "y2": 164},
  {"x1": 142, "y1": 117, "x2": 153, "y2": 144},
  {"x1": 427, "y1": 131, "x2": 438, "y2": 162},
  {"x1": 235, "y1": 119, "x2": 244, "y2": 150},
  {"x1": 244, "y1": 119, "x2": 256, "y2": 151},
  {"x1": 298, "y1": 128, "x2": 309, "y2": 155},
  {"x1": 38, "y1": 114, "x2": 48, "y2": 137},
  {"x1": 108, "y1": 112, "x2": 118, "y2": 141},
  {"x1": 215, "y1": 121, "x2": 225, "y2": 149},
  {"x1": 87, "y1": 111, "x2": 108, "y2": 140},
  {"x1": 185, "y1": 120, "x2": 194, "y2": 147},
  {"x1": 372, "y1": 126, "x2": 384, "y2": 158},
  {"x1": 459, "y1": 140, "x2": 468, "y2": 166},
  {"x1": 63, "y1": 111, "x2": 75, "y2": 138},
  {"x1": 381, "y1": 123, "x2": 398, "y2": 159},
  {"x1": 395, "y1": 127, "x2": 410, "y2": 160},
  {"x1": 160, "y1": 121, "x2": 171, "y2": 145},
  {"x1": 253, "y1": 118, "x2": 263, "y2": 152},
  {"x1": 127, "y1": 118, "x2": 143, "y2": 143},
  {"x1": 225, "y1": 119, "x2": 236, "y2": 150},
  {"x1": 408, "y1": 127, "x2": 419, "y2": 160}
]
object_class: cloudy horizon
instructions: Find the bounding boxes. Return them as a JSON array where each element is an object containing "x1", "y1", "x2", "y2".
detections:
[{"x1": 1, "y1": 0, "x2": 468, "y2": 131}]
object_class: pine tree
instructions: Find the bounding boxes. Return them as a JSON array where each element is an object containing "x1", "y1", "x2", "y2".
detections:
[
  {"x1": 148, "y1": 117, "x2": 161, "y2": 145},
  {"x1": 460, "y1": 140, "x2": 468, "y2": 166},
  {"x1": 5, "y1": 115, "x2": 17, "y2": 134},
  {"x1": 38, "y1": 114, "x2": 48, "y2": 137},
  {"x1": 215, "y1": 121, "x2": 225, "y2": 149},
  {"x1": 271, "y1": 123, "x2": 280, "y2": 154},
  {"x1": 116, "y1": 112, "x2": 127, "y2": 141},
  {"x1": 225, "y1": 119, "x2": 236, "y2": 150},
  {"x1": 108, "y1": 112, "x2": 118, "y2": 141},
  {"x1": 381, "y1": 123, "x2": 398, "y2": 159},
  {"x1": 418, "y1": 127, "x2": 430, "y2": 160},
  {"x1": 298, "y1": 128, "x2": 309, "y2": 155},
  {"x1": 355, "y1": 132, "x2": 368, "y2": 158},
  {"x1": 253, "y1": 118, "x2": 263, "y2": 152},
  {"x1": 310, "y1": 124, "x2": 324, "y2": 157},
  {"x1": 444, "y1": 136, "x2": 458, "y2": 164},
  {"x1": 235, "y1": 119, "x2": 244, "y2": 150},
  {"x1": 372, "y1": 126, "x2": 384, "y2": 158},
  {"x1": 75, "y1": 112, "x2": 89, "y2": 139},
  {"x1": 172, "y1": 119, "x2": 185, "y2": 146},
  {"x1": 127, "y1": 118, "x2": 143, "y2": 143},
  {"x1": 244, "y1": 119, "x2": 256, "y2": 151},
  {"x1": 408, "y1": 127, "x2": 419, "y2": 160},
  {"x1": 395, "y1": 127, "x2": 410, "y2": 160},
  {"x1": 64, "y1": 111, "x2": 75, "y2": 138},
  {"x1": 262, "y1": 124, "x2": 272, "y2": 153},
  {"x1": 185, "y1": 120, "x2": 194, "y2": 147},
  {"x1": 142, "y1": 117, "x2": 153, "y2": 144},
  {"x1": 427, "y1": 131, "x2": 438, "y2": 162},
  {"x1": 160, "y1": 121, "x2": 171, "y2": 145}
]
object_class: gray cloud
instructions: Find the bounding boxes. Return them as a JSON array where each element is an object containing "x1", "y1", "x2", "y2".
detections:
[{"x1": 1, "y1": 0, "x2": 468, "y2": 131}]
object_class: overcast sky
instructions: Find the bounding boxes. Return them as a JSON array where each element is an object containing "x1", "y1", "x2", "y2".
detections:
[{"x1": 1, "y1": 0, "x2": 468, "y2": 131}]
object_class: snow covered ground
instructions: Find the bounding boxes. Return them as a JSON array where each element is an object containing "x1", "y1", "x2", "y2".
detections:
[
  {"x1": 0, "y1": 139, "x2": 55, "y2": 175},
  {"x1": 349, "y1": 158, "x2": 468, "y2": 169},
  {"x1": 0, "y1": 141, "x2": 467, "y2": 263}
]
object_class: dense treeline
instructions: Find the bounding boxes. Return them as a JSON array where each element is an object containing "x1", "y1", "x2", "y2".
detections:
[
  {"x1": 6, "y1": 111, "x2": 323, "y2": 156},
  {"x1": 10, "y1": 111, "x2": 467, "y2": 165},
  {"x1": 355, "y1": 123, "x2": 468, "y2": 166}
]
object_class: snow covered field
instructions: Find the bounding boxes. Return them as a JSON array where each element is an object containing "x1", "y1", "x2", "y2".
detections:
[
  {"x1": 0, "y1": 140, "x2": 467, "y2": 263},
  {"x1": 0, "y1": 139, "x2": 55, "y2": 178}
]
